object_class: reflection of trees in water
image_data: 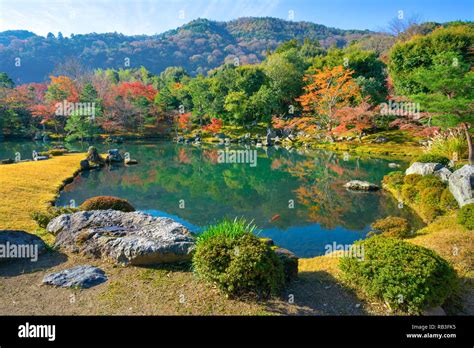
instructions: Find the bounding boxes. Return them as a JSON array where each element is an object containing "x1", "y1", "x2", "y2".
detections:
[{"x1": 58, "y1": 142, "x2": 421, "y2": 231}]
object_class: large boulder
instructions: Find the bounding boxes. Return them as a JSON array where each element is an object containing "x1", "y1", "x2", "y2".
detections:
[
  {"x1": 43, "y1": 265, "x2": 107, "y2": 288},
  {"x1": 405, "y1": 162, "x2": 444, "y2": 176},
  {"x1": 0, "y1": 230, "x2": 47, "y2": 262},
  {"x1": 344, "y1": 180, "x2": 380, "y2": 191},
  {"x1": 46, "y1": 210, "x2": 196, "y2": 265},
  {"x1": 448, "y1": 165, "x2": 474, "y2": 207},
  {"x1": 434, "y1": 167, "x2": 452, "y2": 183}
]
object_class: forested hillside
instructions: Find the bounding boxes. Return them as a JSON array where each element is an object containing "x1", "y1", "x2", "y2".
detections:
[{"x1": 0, "y1": 17, "x2": 375, "y2": 83}]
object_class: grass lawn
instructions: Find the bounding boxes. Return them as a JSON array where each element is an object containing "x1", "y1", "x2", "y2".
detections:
[{"x1": 0, "y1": 154, "x2": 85, "y2": 233}]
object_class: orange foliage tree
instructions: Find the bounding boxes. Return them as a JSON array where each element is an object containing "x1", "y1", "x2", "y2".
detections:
[
  {"x1": 202, "y1": 118, "x2": 223, "y2": 133},
  {"x1": 297, "y1": 65, "x2": 361, "y2": 134}
]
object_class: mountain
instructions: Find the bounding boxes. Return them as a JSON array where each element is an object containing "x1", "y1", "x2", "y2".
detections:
[{"x1": 0, "y1": 17, "x2": 375, "y2": 84}]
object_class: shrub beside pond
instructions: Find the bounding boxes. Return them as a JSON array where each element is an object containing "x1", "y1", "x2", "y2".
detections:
[
  {"x1": 384, "y1": 172, "x2": 453, "y2": 223},
  {"x1": 339, "y1": 236, "x2": 457, "y2": 314},
  {"x1": 80, "y1": 196, "x2": 135, "y2": 212},
  {"x1": 32, "y1": 206, "x2": 79, "y2": 228},
  {"x1": 382, "y1": 171, "x2": 404, "y2": 190},
  {"x1": 370, "y1": 216, "x2": 411, "y2": 238},
  {"x1": 412, "y1": 154, "x2": 450, "y2": 166},
  {"x1": 192, "y1": 219, "x2": 285, "y2": 298},
  {"x1": 457, "y1": 204, "x2": 474, "y2": 230}
]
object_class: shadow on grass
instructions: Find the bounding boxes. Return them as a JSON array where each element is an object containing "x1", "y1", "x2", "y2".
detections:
[
  {"x1": 0, "y1": 249, "x2": 68, "y2": 277},
  {"x1": 265, "y1": 270, "x2": 371, "y2": 316}
]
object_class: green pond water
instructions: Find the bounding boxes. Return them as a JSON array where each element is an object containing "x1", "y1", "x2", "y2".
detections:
[{"x1": 0, "y1": 140, "x2": 424, "y2": 258}]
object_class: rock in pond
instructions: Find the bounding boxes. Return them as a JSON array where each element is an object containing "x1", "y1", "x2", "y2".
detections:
[
  {"x1": 344, "y1": 180, "x2": 380, "y2": 191},
  {"x1": 106, "y1": 149, "x2": 123, "y2": 163},
  {"x1": 43, "y1": 265, "x2": 107, "y2": 288},
  {"x1": 79, "y1": 159, "x2": 90, "y2": 171},
  {"x1": 46, "y1": 210, "x2": 196, "y2": 265},
  {"x1": 0, "y1": 230, "x2": 47, "y2": 262},
  {"x1": 448, "y1": 164, "x2": 474, "y2": 207},
  {"x1": 405, "y1": 162, "x2": 444, "y2": 176}
]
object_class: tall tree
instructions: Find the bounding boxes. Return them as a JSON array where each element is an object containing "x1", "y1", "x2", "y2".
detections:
[{"x1": 297, "y1": 65, "x2": 362, "y2": 134}]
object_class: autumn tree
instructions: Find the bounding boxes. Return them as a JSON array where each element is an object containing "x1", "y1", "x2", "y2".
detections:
[
  {"x1": 332, "y1": 100, "x2": 376, "y2": 142},
  {"x1": 297, "y1": 65, "x2": 361, "y2": 135}
]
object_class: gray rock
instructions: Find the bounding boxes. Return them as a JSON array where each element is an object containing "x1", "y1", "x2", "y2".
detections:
[
  {"x1": 43, "y1": 265, "x2": 107, "y2": 288},
  {"x1": 434, "y1": 167, "x2": 452, "y2": 183},
  {"x1": 422, "y1": 306, "x2": 446, "y2": 316},
  {"x1": 274, "y1": 247, "x2": 298, "y2": 282},
  {"x1": 388, "y1": 163, "x2": 400, "y2": 168},
  {"x1": 125, "y1": 158, "x2": 138, "y2": 165},
  {"x1": 373, "y1": 136, "x2": 389, "y2": 144},
  {"x1": 448, "y1": 165, "x2": 474, "y2": 207},
  {"x1": 0, "y1": 230, "x2": 47, "y2": 262},
  {"x1": 47, "y1": 210, "x2": 196, "y2": 265},
  {"x1": 106, "y1": 149, "x2": 123, "y2": 162},
  {"x1": 79, "y1": 160, "x2": 90, "y2": 171},
  {"x1": 344, "y1": 180, "x2": 380, "y2": 191},
  {"x1": 405, "y1": 162, "x2": 444, "y2": 176}
]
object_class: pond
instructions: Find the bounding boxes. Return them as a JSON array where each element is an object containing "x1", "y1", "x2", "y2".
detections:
[{"x1": 1, "y1": 140, "x2": 424, "y2": 258}]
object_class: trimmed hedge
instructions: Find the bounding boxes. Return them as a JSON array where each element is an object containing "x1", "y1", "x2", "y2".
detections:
[
  {"x1": 458, "y1": 204, "x2": 474, "y2": 230},
  {"x1": 382, "y1": 171, "x2": 404, "y2": 190},
  {"x1": 385, "y1": 172, "x2": 451, "y2": 223},
  {"x1": 371, "y1": 216, "x2": 411, "y2": 238},
  {"x1": 80, "y1": 196, "x2": 135, "y2": 212},
  {"x1": 412, "y1": 154, "x2": 450, "y2": 166},
  {"x1": 339, "y1": 236, "x2": 457, "y2": 314},
  {"x1": 32, "y1": 206, "x2": 79, "y2": 228},
  {"x1": 192, "y1": 221, "x2": 285, "y2": 298}
]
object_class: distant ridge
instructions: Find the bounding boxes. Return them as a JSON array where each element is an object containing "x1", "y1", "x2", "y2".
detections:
[{"x1": 0, "y1": 17, "x2": 376, "y2": 83}]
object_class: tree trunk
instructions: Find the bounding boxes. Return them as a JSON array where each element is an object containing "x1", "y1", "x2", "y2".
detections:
[{"x1": 462, "y1": 123, "x2": 473, "y2": 164}]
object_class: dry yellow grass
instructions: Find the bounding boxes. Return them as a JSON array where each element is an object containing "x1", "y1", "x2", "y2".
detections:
[{"x1": 0, "y1": 153, "x2": 85, "y2": 232}]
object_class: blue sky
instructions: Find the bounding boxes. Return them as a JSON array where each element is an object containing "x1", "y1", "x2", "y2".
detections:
[{"x1": 0, "y1": 0, "x2": 472, "y2": 36}]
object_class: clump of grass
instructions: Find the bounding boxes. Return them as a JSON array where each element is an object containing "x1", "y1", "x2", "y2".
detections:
[
  {"x1": 196, "y1": 217, "x2": 259, "y2": 245},
  {"x1": 425, "y1": 128, "x2": 468, "y2": 160}
]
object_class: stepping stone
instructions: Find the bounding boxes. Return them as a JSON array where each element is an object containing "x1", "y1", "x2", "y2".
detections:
[{"x1": 43, "y1": 265, "x2": 107, "y2": 288}]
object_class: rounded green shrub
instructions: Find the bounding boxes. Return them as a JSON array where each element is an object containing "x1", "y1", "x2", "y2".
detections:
[
  {"x1": 31, "y1": 206, "x2": 79, "y2": 228},
  {"x1": 403, "y1": 174, "x2": 423, "y2": 186},
  {"x1": 48, "y1": 149, "x2": 67, "y2": 156},
  {"x1": 80, "y1": 196, "x2": 135, "y2": 212},
  {"x1": 382, "y1": 171, "x2": 404, "y2": 189},
  {"x1": 414, "y1": 175, "x2": 445, "y2": 192},
  {"x1": 419, "y1": 203, "x2": 444, "y2": 223},
  {"x1": 339, "y1": 236, "x2": 457, "y2": 314},
  {"x1": 419, "y1": 186, "x2": 444, "y2": 207},
  {"x1": 193, "y1": 221, "x2": 285, "y2": 298},
  {"x1": 440, "y1": 188, "x2": 458, "y2": 211},
  {"x1": 413, "y1": 154, "x2": 450, "y2": 166},
  {"x1": 401, "y1": 184, "x2": 418, "y2": 202},
  {"x1": 457, "y1": 204, "x2": 474, "y2": 230},
  {"x1": 371, "y1": 216, "x2": 411, "y2": 238}
]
